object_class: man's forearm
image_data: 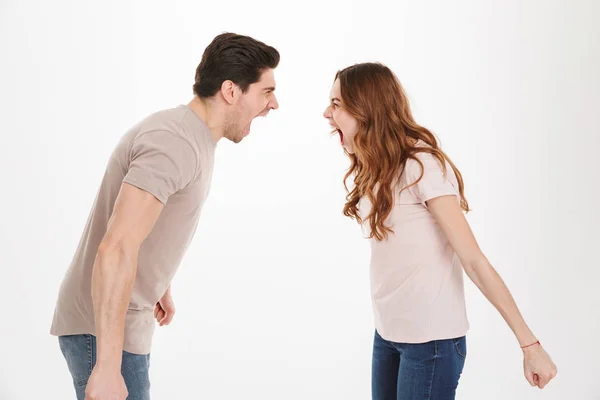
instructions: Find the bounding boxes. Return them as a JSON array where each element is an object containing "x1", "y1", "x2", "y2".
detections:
[{"x1": 91, "y1": 242, "x2": 138, "y2": 369}]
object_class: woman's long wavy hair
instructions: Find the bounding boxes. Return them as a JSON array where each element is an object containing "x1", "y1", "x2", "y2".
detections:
[{"x1": 336, "y1": 63, "x2": 469, "y2": 241}]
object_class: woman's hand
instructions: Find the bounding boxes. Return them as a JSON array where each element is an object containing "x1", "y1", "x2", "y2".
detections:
[{"x1": 523, "y1": 343, "x2": 557, "y2": 389}]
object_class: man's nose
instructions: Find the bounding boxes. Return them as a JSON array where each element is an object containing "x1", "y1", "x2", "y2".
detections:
[{"x1": 270, "y1": 94, "x2": 279, "y2": 110}]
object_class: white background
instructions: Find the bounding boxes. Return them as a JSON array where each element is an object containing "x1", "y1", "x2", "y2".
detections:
[{"x1": 1, "y1": 0, "x2": 598, "y2": 399}]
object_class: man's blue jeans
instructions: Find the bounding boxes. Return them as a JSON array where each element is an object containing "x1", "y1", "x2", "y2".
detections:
[{"x1": 58, "y1": 334, "x2": 151, "y2": 400}]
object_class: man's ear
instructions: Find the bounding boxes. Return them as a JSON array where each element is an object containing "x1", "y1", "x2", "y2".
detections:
[{"x1": 220, "y1": 80, "x2": 240, "y2": 105}]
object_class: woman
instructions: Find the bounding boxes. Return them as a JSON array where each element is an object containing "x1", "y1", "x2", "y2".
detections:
[{"x1": 323, "y1": 62, "x2": 557, "y2": 400}]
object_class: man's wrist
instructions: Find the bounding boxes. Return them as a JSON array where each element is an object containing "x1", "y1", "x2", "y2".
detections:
[{"x1": 94, "y1": 358, "x2": 122, "y2": 372}]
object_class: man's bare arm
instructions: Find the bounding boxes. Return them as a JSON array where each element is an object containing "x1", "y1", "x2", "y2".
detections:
[{"x1": 91, "y1": 182, "x2": 164, "y2": 368}]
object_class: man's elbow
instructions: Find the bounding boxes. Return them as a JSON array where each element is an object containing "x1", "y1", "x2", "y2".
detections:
[{"x1": 95, "y1": 236, "x2": 138, "y2": 273}]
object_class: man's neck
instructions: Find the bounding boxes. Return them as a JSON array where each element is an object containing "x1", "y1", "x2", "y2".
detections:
[{"x1": 186, "y1": 96, "x2": 225, "y2": 143}]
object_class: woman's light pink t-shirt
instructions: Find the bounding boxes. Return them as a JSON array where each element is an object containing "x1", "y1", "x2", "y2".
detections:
[{"x1": 360, "y1": 150, "x2": 469, "y2": 344}]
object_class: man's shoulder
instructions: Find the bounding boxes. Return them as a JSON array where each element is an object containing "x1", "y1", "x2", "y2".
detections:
[
  {"x1": 133, "y1": 105, "x2": 212, "y2": 148},
  {"x1": 133, "y1": 105, "x2": 189, "y2": 134}
]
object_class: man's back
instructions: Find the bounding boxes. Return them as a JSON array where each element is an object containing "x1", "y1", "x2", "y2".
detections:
[{"x1": 50, "y1": 104, "x2": 216, "y2": 354}]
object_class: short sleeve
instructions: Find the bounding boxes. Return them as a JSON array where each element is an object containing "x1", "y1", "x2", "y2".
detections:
[
  {"x1": 404, "y1": 152, "x2": 458, "y2": 205},
  {"x1": 122, "y1": 130, "x2": 197, "y2": 204}
]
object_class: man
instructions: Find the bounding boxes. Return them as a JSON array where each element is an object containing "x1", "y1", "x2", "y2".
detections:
[{"x1": 50, "y1": 32, "x2": 280, "y2": 400}]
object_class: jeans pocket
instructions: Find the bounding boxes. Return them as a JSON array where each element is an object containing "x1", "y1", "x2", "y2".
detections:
[
  {"x1": 453, "y1": 336, "x2": 467, "y2": 359},
  {"x1": 58, "y1": 334, "x2": 94, "y2": 386}
]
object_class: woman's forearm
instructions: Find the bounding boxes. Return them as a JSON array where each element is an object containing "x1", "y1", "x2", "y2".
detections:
[{"x1": 463, "y1": 256, "x2": 538, "y2": 347}]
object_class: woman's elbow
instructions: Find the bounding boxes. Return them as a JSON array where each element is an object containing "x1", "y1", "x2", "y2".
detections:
[{"x1": 461, "y1": 253, "x2": 491, "y2": 275}]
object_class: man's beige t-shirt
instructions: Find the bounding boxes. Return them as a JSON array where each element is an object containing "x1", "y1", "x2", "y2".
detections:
[
  {"x1": 360, "y1": 148, "x2": 470, "y2": 344},
  {"x1": 50, "y1": 105, "x2": 216, "y2": 354}
]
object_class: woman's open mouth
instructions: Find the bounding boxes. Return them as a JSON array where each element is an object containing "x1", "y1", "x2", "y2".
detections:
[
  {"x1": 330, "y1": 123, "x2": 344, "y2": 145},
  {"x1": 337, "y1": 128, "x2": 344, "y2": 145}
]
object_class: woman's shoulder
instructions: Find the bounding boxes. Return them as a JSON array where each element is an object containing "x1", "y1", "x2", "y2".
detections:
[
  {"x1": 401, "y1": 141, "x2": 457, "y2": 188},
  {"x1": 404, "y1": 141, "x2": 444, "y2": 173}
]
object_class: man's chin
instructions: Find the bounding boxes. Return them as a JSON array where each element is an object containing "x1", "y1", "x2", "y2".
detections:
[
  {"x1": 229, "y1": 133, "x2": 245, "y2": 144},
  {"x1": 223, "y1": 131, "x2": 244, "y2": 144},
  {"x1": 238, "y1": 128, "x2": 251, "y2": 142}
]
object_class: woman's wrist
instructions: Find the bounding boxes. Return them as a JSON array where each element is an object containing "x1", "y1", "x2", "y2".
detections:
[
  {"x1": 521, "y1": 340, "x2": 540, "y2": 350},
  {"x1": 514, "y1": 324, "x2": 538, "y2": 348}
]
